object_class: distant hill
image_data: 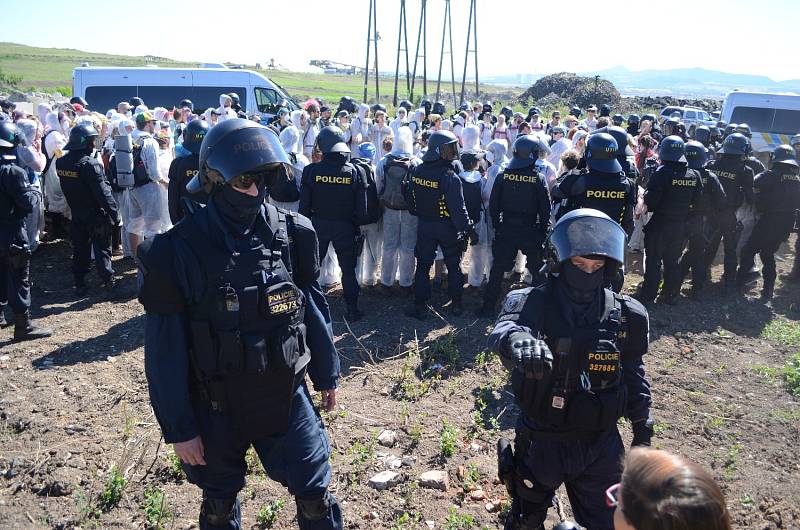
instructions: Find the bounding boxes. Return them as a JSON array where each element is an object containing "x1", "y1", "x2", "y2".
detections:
[{"x1": 486, "y1": 66, "x2": 800, "y2": 99}]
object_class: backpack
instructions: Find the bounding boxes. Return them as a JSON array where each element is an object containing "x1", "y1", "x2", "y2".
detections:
[
  {"x1": 269, "y1": 158, "x2": 301, "y2": 203},
  {"x1": 349, "y1": 157, "x2": 382, "y2": 225},
  {"x1": 40, "y1": 131, "x2": 57, "y2": 176},
  {"x1": 380, "y1": 155, "x2": 412, "y2": 210},
  {"x1": 638, "y1": 156, "x2": 658, "y2": 189},
  {"x1": 131, "y1": 141, "x2": 151, "y2": 187}
]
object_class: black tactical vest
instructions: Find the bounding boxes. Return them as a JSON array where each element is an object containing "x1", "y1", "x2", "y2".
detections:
[
  {"x1": 460, "y1": 177, "x2": 483, "y2": 225},
  {"x1": 175, "y1": 206, "x2": 310, "y2": 442},
  {"x1": 569, "y1": 170, "x2": 631, "y2": 226},
  {"x1": 513, "y1": 287, "x2": 628, "y2": 436},
  {"x1": 652, "y1": 164, "x2": 701, "y2": 221},
  {"x1": 497, "y1": 167, "x2": 546, "y2": 224},
  {"x1": 306, "y1": 161, "x2": 356, "y2": 220},
  {"x1": 409, "y1": 163, "x2": 450, "y2": 221},
  {"x1": 707, "y1": 157, "x2": 748, "y2": 210}
]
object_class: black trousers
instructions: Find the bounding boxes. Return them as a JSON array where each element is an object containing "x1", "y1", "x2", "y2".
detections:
[
  {"x1": 71, "y1": 219, "x2": 114, "y2": 283},
  {"x1": 484, "y1": 224, "x2": 544, "y2": 309},
  {"x1": 738, "y1": 212, "x2": 795, "y2": 291},
  {"x1": 314, "y1": 219, "x2": 359, "y2": 307},
  {"x1": 705, "y1": 209, "x2": 740, "y2": 285},
  {"x1": 679, "y1": 215, "x2": 712, "y2": 289},
  {"x1": 0, "y1": 252, "x2": 31, "y2": 315},
  {"x1": 641, "y1": 219, "x2": 686, "y2": 301}
]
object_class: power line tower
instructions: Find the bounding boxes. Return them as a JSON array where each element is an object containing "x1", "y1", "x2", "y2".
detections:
[
  {"x1": 362, "y1": 0, "x2": 380, "y2": 103},
  {"x1": 435, "y1": 0, "x2": 457, "y2": 108},
  {"x1": 410, "y1": 0, "x2": 428, "y2": 104},
  {"x1": 459, "y1": 0, "x2": 479, "y2": 106},
  {"x1": 392, "y1": 0, "x2": 412, "y2": 106}
]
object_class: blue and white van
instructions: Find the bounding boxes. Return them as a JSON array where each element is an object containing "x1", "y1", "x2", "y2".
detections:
[
  {"x1": 72, "y1": 66, "x2": 298, "y2": 118},
  {"x1": 721, "y1": 91, "x2": 800, "y2": 161}
]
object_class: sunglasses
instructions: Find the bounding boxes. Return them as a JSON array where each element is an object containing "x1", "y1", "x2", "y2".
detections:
[
  {"x1": 230, "y1": 172, "x2": 266, "y2": 190},
  {"x1": 606, "y1": 483, "x2": 621, "y2": 508}
]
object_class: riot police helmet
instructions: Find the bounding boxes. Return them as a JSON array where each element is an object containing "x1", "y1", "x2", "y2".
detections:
[
  {"x1": 606, "y1": 126, "x2": 634, "y2": 157},
  {"x1": 719, "y1": 132, "x2": 749, "y2": 156},
  {"x1": 228, "y1": 92, "x2": 241, "y2": 106},
  {"x1": 659, "y1": 135, "x2": 687, "y2": 163},
  {"x1": 188, "y1": 118, "x2": 290, "y2": 194},
  {"x1": 182, "y1": 119, "x2": 210, "y2": 155},
  {"x1": 612, "y1": 114, "x2": 624, "y2": 126},
  {"x1": 63, "y1": 123, "x2": 99, "y2": 151},
  {"x1": 663, "y1": 117, "x2": 681, "y2": 137},
  {"x1": 716, "y1": 120, "x2": 727, "y2": 130},
  {"x1": 0, "y1": 122, "x2": 22, "y2": 150},
  {"x1": 723, "y1": 123, "x2": 737, "y2": 137},
  {"x1": 399, "y1": 99, "x2": 414, "y2": 112},
  {"x1": 627, "y1": 114, "x2": 640, "y2": 125},
  {"x1": 499, "y1": 106, "x2": 513, "y2": 122},
  {"x1": 770, "y1": 144, "x2": 799, "y2": 167},
  {"x1": 70, "y1": 96, "x2": 89, "y2": 108},
  {"x1": 507, "y1": 134, "x2": 543, "y2": 170},
  {"x1": 694, "y1": 125, "x2": 711, "y2": 145},
  {"x1": 482, "y1": 102, "x2": 494, "y2": 114},
  {"x1": 684, "y1": 141, "x2": 708, "y2": 170},
  {"x1": 179, "y1": 99, "x2": 194, "y2": 111},
  {"x1": 337, "y1": 96, "x2": 358, "y2": 115},
  {"x1": 422, "y1": 130, "x2": 460, "y2": 162},
  {"x1": 528, "y1": 106, "x2": 541, "y2": 118},
  {"x1": 432, "y1": 101, "x2": 446, "y2": 116},
  {"x1": 371, "y1": 103, "x2": 387, "y2": 115},
  {"x1": 641, "y1": 113, "x2": 657, "y2": 123},
  {"x1": 316, "y1": 125, "x2": 351, "y2": 154},
  {"x1": 600, "y1": 103, "x2": 612, "y2": 117},
  {"x1": 585, "y1": 132, "x2": 622, "y2": 173},
  {"x1": 128, "y1": 96, "x2": 144, "y2": 108},
  {"x1": 735, "y1": 123, "x2": 752, "y2": 138},
  {"x1": 420, "y1": 97, "x2": 433, "y2": 111},
  {"x1": 459, "y1": 101, "x2": 470, "y2": 111},
  {"x1": 548, "y1": 208, "x2": 627, "y2": 269},
  {"x1": 570, "y1": 105, "x2": 582, "y2": 118},
  {"x1": 790, "y1": 133, "x2": 800, "y2": 147}
]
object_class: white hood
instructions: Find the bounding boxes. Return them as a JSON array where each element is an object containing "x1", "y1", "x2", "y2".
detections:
[
  {"x1": 219, "y1": 94, "x2": 232, "y2": 108},
  {"x1": 412, "y1": 109, "x2": 424, "y2": 124},
  {"x1": 44, "y1": 112, "x2": 62, "y2": 135},
  {"x1": 357, "y1": 104, "x2": 370, "y2": 120},
  {"x1": 117, "y1": 118, "x2": 135, "y2": 136},
  {"x1": 37, "y1": 103, "x2": 50, "y2": 124},
  {"x1": 16, "y1": 119, "x2": 38, "y2": 145},
  {"x1": 291, "y1": 110, "x2": 307, "y2": 129},
  {"x1": 395, "y1": 107, "x2": 407, "y2": 121},
  {"x1": 279, "y1": 125, "x2": 301, "y2": 154},
  {"x1": 459, "y1": 169, "x2": 482, "y2": 183},
  {"x1": 461, "y1": 124, "x2": 480, "y2": 151},
  {"x1": 485, "y1": 139, "x2": 508, "y2": 164},
  {"x1": 441, "y1": 119, "x2": 452, "y2": 131},
  {"x1": 391, "y1": 127, "x2": 414, "y2": 156}
]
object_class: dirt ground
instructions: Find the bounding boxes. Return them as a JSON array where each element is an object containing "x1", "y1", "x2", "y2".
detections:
[{"x1": 0, "y1": 234, "x2": 798, "y2": 530}]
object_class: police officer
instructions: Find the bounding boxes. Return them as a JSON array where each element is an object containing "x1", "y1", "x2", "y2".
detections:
[
  {"x1": 705, "y1": 133, "x2": 755, "y2": 290},
  {"x1": 479, "y1": 135, "x2": 551, "y2": 317},
  {"x1": 638, "y1": 136, "x2": 703, "y2": 304},
  {"x1": 138, "y1": 119, "x2": 343, "y2": 530},
  {"x1": 404, "y1": 130, "x2": 473, "y2": 319},
  {"x1": 489, "y1": 208, "x2": 652, "y2": 530},
  {"x1": 56, "y1": 123, "x2": 121, "y2": 298},
  {"x1": 299, "y1": 126, "x2": 366, "y2": 321},
  {"x1": 168, "y1": 119, "x2": 209, "y2": 223},
  {"x1": 677, "y1": 141, "x2": 726, "y2": 296},
  {"x1": 626, "y1": 114, "x2": 640, "y2": 136},
  {"x1": 736, "y1": 145, "x2": 800, "y2": 301},
  {"x1": 0, "y1": 122, "x2": 52, "y2": 340}
]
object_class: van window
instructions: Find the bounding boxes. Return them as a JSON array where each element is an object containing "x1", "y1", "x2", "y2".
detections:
[
  {"x1": 685, "y1": 110, "x2": 696, "y2": 119},
  {"x1": 729, "y1": 107, "x2": 799, "y2": 135},
  {"x1": 85, "y1": 86, "x2": 137, "y2": 111},
  {"x1": 255, "y1": 87, "x2": 281, "y2": 113},
  {"x1": 191, "y1": 87, "x2": 247, "y2": 112},
  {"x1": 138, "y1": 86, "x2": 192, "y2": 109}
]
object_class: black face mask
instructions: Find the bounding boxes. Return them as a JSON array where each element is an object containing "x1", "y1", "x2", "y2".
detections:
[
  {"x1": 560, "y1": 261, "x2": 605, "y2": 303},
  {"x1": 214, "y1": 183, "x2": 268, "y2": 234}
]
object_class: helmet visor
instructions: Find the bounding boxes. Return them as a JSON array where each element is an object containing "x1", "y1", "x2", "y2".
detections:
[{"x1": 549, "y1": 212, "x2": 626, "y2": 265}]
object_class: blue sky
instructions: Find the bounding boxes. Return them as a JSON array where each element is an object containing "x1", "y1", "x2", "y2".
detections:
[{"x1": 4, "y1": 0, "x2": 799, "y2": 80}]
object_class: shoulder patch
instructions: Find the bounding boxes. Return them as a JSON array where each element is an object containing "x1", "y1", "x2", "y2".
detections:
[{"x1": 502, "y1": 287, "x2": 533, "y2": 314}]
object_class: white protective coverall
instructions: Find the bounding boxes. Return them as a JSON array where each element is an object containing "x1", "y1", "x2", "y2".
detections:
[
  {"x1": 271, "y1": 125, "x2": 308, "y2": 212},
  {"x1": 42, "y1": 112, "x2": 70, "y2": 219}
]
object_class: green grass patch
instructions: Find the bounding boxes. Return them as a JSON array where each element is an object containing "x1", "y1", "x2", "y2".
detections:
[
  {"x1": 783, "y1": 352, "x2": 800, "y2": 396},
  {"x1": 761, "y1": 319, "x2": 800, "y2": 347}
]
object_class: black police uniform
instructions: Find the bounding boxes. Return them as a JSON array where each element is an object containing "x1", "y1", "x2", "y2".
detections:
[
  {"x1": 705, "y1": 156, "x2": 754, "y2": 286},
  {"x1": 678, "y1": 167, "x2": 726, "y2": 293},
  {"x1": 489, "y1": 280, "x2": 651, "y2": 530},
  {"x1": 482, "y1": 164, "x2": 550, "y2": 312},
  {"x1": 56, "y1": 149, "x2": 118, "y2": 288},
  {"x1": 167, "y1": 152, "x2": 207, "y2": 224},
  {"x1": 552, "y1": 170, "x2": 636, "y2": 235},
  {"x1": 737, "y1": 166, "x2": 800, "y2": 299},
  {"x1": 404, "y1": 159, "x2": 472, "y2": 309},
  {"x1": 640, "y1": 162, "x2": 703, "y2": 302},
  {"x1": 139, "y1": 200, "x2": 343, "y2": 530},
  {"x1": 299, "y1": 153, "x2": 366, "y2": 313},
  {"x1": 0, "y1": 154, "x2": 36, "y2": 318}
]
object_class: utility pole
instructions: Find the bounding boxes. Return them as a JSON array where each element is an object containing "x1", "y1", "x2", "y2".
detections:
[
  {"x1": 593, "y1": 75, "x2": 600, "y2": 105},
  {"x1": 363, "y1": 0, "x2": 380, "y2": 103},
  {"x1": 393, "y1": 0, "x2": 411, "y2": 106},
  {"x1": 459, "y1": 0, "x2": 479, "y2": 106},
  {"x1": 410, "y1": 0, "x2": 428, "y2": 103},
  {"x1": 435, "y1": 0, "x2": 457, "y2": 107}
]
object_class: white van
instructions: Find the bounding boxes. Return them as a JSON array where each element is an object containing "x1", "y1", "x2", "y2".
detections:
[
  {"x1": 72, "y1": 67, "x2": 298, "y2": 118},
  {"x1": 720, "y1": 91, "x2": 800, "y2": 157}
]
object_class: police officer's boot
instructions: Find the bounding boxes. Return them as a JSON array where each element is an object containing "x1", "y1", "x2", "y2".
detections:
[
  {"x1": 760, "y1": 285, "x2": 774, "y2": 303},
  {"x1": 0, "y1": 303, "x2": 8, "y2": 328},
  {"x1": 74, "y1": 276, "x2": 89, "y2": 296},
  {"x1": 405, "y1": 303, "x2": 428, "y2": 320},
  {"x1": 450, "y1": 297, "x2": 464, "y2": 316},
  {"x1": 13, "y1": 312, "x2": 52, "y2": 342},
  {"x1": 345, "y1": 304, "x2": 363, "y2": 322},
  {"x1": 104, "y1": 277, "x2": 129, "y2": 301}
]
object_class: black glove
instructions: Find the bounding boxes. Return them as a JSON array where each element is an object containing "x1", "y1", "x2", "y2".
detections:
[
  {"x1": 503, "y1": 331, "x2": 553, "y2": 380},
  {"x1": 631, "y1": 419, "x2": 654, "y2": 447}
]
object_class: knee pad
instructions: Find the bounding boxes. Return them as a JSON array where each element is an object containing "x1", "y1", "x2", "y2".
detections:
[
  {"x1": 200, "y1": 496, "x2": 238, "y2": 527},
  {"x1": 296, "y1": 490, "x2": 332, "y2": 521}
]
